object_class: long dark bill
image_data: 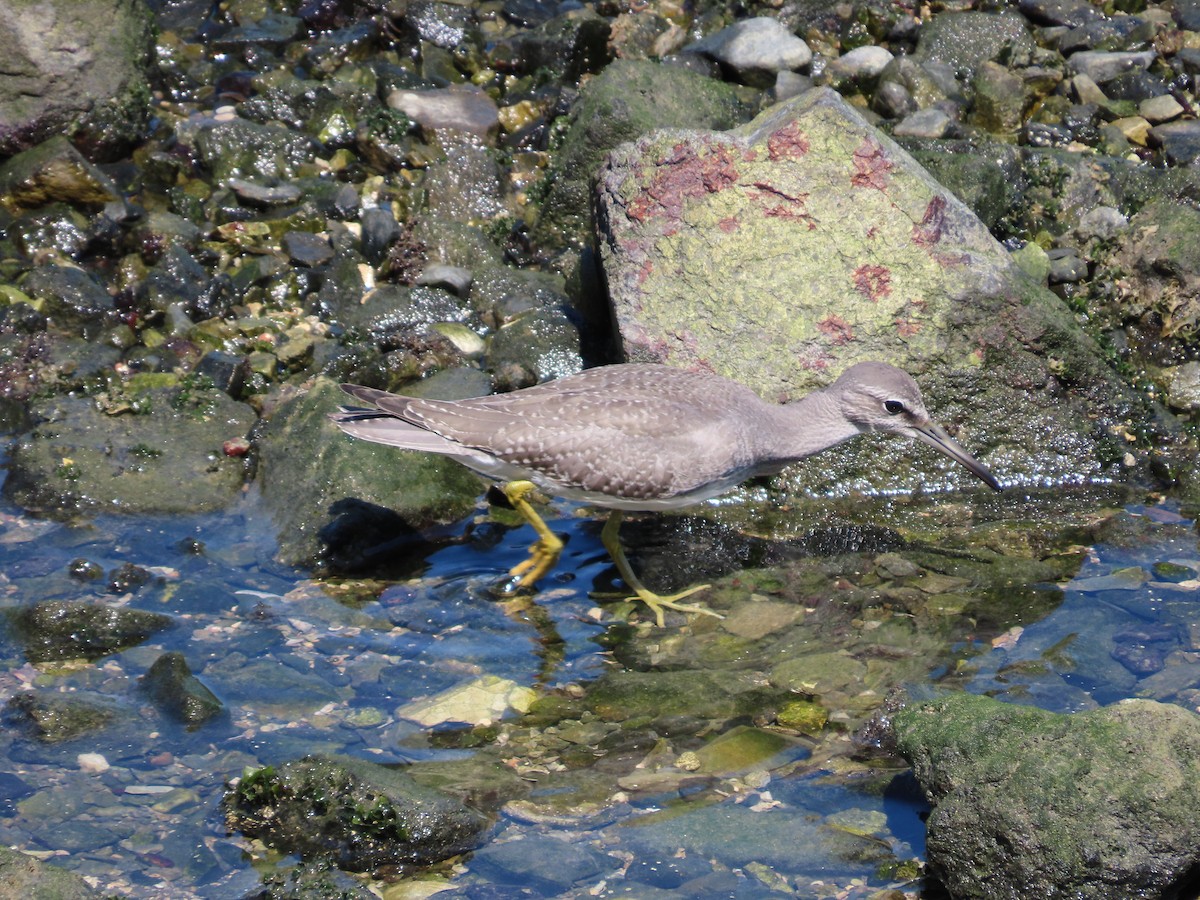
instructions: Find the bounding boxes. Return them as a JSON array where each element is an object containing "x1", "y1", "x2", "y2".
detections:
[{"x1": 914, "y1": 423, "x2": 1002, "y2": 492}]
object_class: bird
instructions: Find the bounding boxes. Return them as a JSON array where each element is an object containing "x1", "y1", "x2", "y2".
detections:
[{"x1": 329, "y1": 361, "x2": 1001, "y2": 626}]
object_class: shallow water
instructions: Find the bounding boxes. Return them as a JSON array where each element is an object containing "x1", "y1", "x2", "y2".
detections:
[{"x1": 0, "y1": 477, "x2": 1194, "y2": 898}]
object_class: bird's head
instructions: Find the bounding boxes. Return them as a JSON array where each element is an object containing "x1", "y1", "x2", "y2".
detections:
[{"x1": 831, "y1": 362, "x2": 1001, "y2": 491}]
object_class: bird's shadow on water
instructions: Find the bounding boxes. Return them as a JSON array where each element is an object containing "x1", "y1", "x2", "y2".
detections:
[{"x1": 318, "y1": 497, "x2": 446, "y2": 577}]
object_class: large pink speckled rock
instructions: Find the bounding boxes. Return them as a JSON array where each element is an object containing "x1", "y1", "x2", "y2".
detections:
[{"x1": 594, "y1": 88, "x2": 1169, "y2": 494}]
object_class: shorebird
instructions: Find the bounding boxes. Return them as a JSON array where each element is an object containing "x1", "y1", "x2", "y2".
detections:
[{"x1": 330, "y1": 362, "x2": 1000, "y2": 625}]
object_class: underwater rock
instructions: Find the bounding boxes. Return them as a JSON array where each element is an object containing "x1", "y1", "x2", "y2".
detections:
[
  {"x1": 7, "y1": 600, "x2": 173, "y2": 663},
  {"x1": 141, "y1": 652, "x2": 224, "y2": 729}
]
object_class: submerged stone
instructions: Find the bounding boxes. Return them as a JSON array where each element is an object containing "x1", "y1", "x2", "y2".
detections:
[
  {"x1": 6, "y1": 600, "x2": 173, "y2": 663},
  {"x1": 4, "y1": 691, "x2": 121, "y2": 743},
  {"x1": 141, "y1": 652, "x2": 224, "y2": 729},
  {"x1": 5, "y1": 384, "x2": 254, "y2": 516},
  {"x1": 0, "y1": 136, "x2": 123, "y2": 212},
  {"x1": 0, "y1": 846, "x2": 104, "y2": 899},
  {"x1": 692, "y1": 725, "x2": 806, "y2": 776}
]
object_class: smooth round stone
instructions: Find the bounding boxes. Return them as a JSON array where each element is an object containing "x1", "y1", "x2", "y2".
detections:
[
  {"x1": 827, "y1": 45, "x2": 894, "y2": 81},
  {"x1": 1070, "y1": 73, "x2": 1108, "y2": 105},
  {"x1": 1148, "y1": 120, "x2": 1200, "y2": 166},
  {"x1": 774, "y1": 70, "x2": 812, "y2": 103},
  {"x1": 893, "y1": 107, "x2": 952, "y2": 139},
  {"x1": 282, "y1": 231, "x2": 334, "y2": 268},
  {"x1": 1139, "y1": 94, "x2": 1184, "y2": 124},
  {"x1": 1046, "y1": 247, "x2": 1088, "y2": 284},
  {"x1": 1066, "y1": 50, "x2": 1155, "y2": 84},
  {"x1": 416, "y1": 264, "x2": 473, "y2": 296},
  {"x1": 387, "y1": 87, "x2": 500, "y2": 136},
  {"x1": 688, "y1": 17, "x2": 812, "y2": 75},
  {"x1": 872, "y1": 81, "x2": 918, "y2": 119},
  {"x1": 1110, "y1": 115, "x2": 1151, "y2": 145}
]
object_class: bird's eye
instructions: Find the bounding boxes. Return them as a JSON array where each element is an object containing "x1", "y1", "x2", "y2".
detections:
[{"x1": 884, "y1": 400, "x2": 905, "y2": 415}]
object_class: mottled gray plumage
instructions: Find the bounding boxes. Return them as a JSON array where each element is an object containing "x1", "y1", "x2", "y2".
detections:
[{"x1": 330, "y1": 361, "x2": 1001, "y2": 505}]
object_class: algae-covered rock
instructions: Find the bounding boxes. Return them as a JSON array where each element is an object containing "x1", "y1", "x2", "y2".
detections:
[
  {"x1": 396, "y1": 675, "x2": 536, "y2": 728},
  {"x1": 4, "y1": 691, "x2": 122, "y2": 743},
  {"x1": 889, "y1": 692, "x2": 1200, "y2": 899},
  {"x1": 225, "y1": 754, "x2": 488, "y2": 872},
  {"x1": 6, "y1": 600, "x2": 173, "y2": 663},
  {"x1": 5, "y1": 383, "x2": 254, "y2": 516},
  {"x1": 141, "y1": 652, "x2": 223, "y2": 729},
  {"x1": 596, "y1": 87, "x2": 1166, "y2": 496},
  {"x1": 0, "y1": 136, "x2": 124, "y2": 212},
  {"x1": 257, "y1": 378, "x2": 482, "y2": 568},
  {"x1": 586, "y1": 669, "x2": 782, "y2": 722}
]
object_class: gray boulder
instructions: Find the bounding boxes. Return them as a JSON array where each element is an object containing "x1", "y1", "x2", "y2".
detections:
[{"x1": 0, "y1": 0, "x2": 155, "y2": 159}]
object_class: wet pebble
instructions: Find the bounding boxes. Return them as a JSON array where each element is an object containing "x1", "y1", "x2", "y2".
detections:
[
  {"x1": 387, "y1": 87, "x2": 500, "y2": 136},
  {"x1": 1149, "y1": 120, "x2": 1200, "y2": 166},
  {"x1": 894, "y1": 107, "x2": 952, "y2": 138},
  {"x1": 1066, "y1": 50, "x2": 1156, "y2": 84},
  {"x1": 1046, "y1": 247, "x2": 1088, "y2": 284},
  {"x1": 417, "y1": 264, "x2": 474, "y2": 296},
  {"x1": 873, "y1": 81, "x2": 918, "y2": 119},
  {"x1": 108, "y1": 562, "x2": 154, "y2": 594},
  {"x1": 227, "y1": 178, "x2": 302, "y2": 207},
  {"x1": 1018, "y1": 0, "x2": 1105, "y2": 28},
  {"x1": 1111, "y1": 626, "x2": 1177, "y2": 675},
  {"x1": 827, "y1": 45, "x2": 894, "y2": 83},
  {"x1": 282, "y1": 230, "x2": 334, "y2": 268},
  {"x1": 1139, "y1": 94, "x2": 1184, "y2": 124}
]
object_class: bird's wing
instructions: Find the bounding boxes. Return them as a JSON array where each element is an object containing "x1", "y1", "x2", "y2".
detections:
[
  {"x1": 329, "y1": 409, "x2": 474, "y2": 456},
  {"x1": 404, "y1": 393, "x2": 752, "y2": 500}
]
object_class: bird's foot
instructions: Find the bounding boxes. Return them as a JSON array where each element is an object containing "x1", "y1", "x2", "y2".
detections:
[
  {"x1": 494, "y1": 480, "x2": 564, "y2": 594},
  {"x1": 504, "y1": 540, "x2": 560, "y2": 593},
  {"x1": 600, "y1": 583, "x2": 721, "y2": 628}
]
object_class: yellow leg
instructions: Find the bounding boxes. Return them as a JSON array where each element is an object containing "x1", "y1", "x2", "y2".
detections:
[
  {"x1": 503, "y1": 481, "x2": 564, "y2": 590},
  {"x1": 600, "y1": 510, "x2": 721, "y2": 627}
]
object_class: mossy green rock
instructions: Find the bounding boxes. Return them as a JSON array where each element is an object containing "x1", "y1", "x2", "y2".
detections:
[
  {"x1": 585, "y1": 669, "x2": 779, "y2": 723},
  {"x1": 257, "y1": 378, "x2": 482, "y2": 567},
  {"x1": 535, "y1": 58, "x2": 755, "y2": 248},
  {"x1": 5, "y1": 385, "x2": 254, "y2": 516},
  {"x1": 891, "y1": 692, "x2": 1200, "y2": 899},
  {"x1": 5, "y1": 691, "x2": 120, "y2": 743},
  {"x1": 0, "y1": 846, "x2": 104, "y2": 899},
  {"x1": 225, "y1": 754, "x2": 488, "y2": 872}
]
